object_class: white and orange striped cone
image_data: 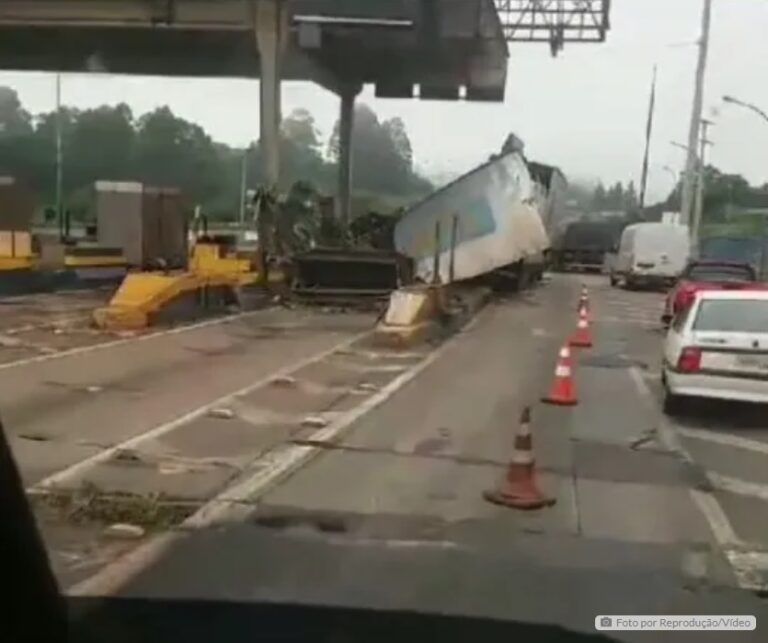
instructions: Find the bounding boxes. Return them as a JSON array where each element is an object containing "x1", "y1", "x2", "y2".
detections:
[
  {"x1": 541, "y1": 344, "x2": 577, "y2": 406},
  {"x1": 484, "y1": 407, "x2": 556, "y2": 510},
  {"x1": 569, "y1": 308, "x2": 593, "y2": 348},
  {"x1": 577, "y1": 285, "x2": 590, "y2": 314}
]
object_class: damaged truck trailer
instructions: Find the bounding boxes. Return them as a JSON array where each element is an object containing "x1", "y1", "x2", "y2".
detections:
[{"x1": 394, "y1": 150, "x2": 558, "y2": 290}]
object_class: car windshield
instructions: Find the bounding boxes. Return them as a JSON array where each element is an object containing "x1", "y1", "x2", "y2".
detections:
[
  {"x1": 686, "y1": 265, "x2": 754, "y2": 282},
  {"x1": 693, "y1": 299, "x2": 768, "y2": 333}
]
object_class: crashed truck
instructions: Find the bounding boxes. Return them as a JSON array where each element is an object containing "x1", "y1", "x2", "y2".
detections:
[{"x1": 394, "y1": 147, "x2": 565, "y2": 290}]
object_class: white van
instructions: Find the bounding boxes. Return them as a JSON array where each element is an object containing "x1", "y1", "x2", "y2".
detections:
[{"x1": 610, "y1": 222, "x2": 690, "y2": 288}]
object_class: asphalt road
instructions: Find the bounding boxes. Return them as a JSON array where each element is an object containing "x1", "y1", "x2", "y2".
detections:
[
  {"x1": 90, "y1": 275, "x2": 768, "y2": 642},
  {"x1": 10, "y1": 276, "x2": 768, "y2": 641}
]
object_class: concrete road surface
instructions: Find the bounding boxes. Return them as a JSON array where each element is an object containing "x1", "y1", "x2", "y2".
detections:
[{"x1": 9, "y1": 276, "x2": 768, "y2": 641}]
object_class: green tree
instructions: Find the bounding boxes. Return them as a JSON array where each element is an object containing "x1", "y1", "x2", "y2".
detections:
[
  {"x1": 0, "y1": 86, "x2": 32, "y2": 136},
  {"x1": 592, "y1": 182, "x2": 607, "y2": 210},
  {"x1": 278, "y1": 108, "x2": 328, "y2": 190},
  {"x1": 0, "y1": 87, "x2": 433, "y2": 223},
  {"x1": 65, "y1": 104, "x2": 135, "y2": 190},
  {"x1": 382, "y1": 117, "x2": 413, "y2": 171},
  {"x1": 0, "y1": 87, "x2": 38, "y2": 190},
  {"x1": 606, "y1": 182, "x2": 624, "y2": 209},
  {"x1": 328, "y1": 103, "x2": 428, "y2": 195},
  {"x1": 624, "y1": 180, "x2": 638, "y2": 211},
  {"x1": 133, "y1": 107, "x2": 223, "y2": 205}
]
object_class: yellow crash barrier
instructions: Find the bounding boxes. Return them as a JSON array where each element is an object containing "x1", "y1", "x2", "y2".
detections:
[{"x1": 93, "y1": 243, "x2": 260, "y2": 331}]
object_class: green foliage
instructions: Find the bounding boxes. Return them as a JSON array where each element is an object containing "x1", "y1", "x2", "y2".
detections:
[
  {"x1": 659, "y1": 165, "x2": 765, "y2": 224},
  {"x1": 589, "y1": 180, "x2": 639, "y2": 213},
  {"x1": 0, "y1": 86, "x2": 432, "y2": 222},
  {"x1": 327, "y1": 103, "x2": 430, "y2": 196}
]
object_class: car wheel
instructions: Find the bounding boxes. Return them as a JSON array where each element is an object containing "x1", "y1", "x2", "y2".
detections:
[{"x1": 609, "y1": 273, "x2": 618, "y2": 287}]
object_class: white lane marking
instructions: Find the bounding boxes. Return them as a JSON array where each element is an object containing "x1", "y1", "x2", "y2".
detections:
[
  {"x1": 709, "y1": 472, "x2": 768, "y2": 503},
  {"x1": 32, "y1": 328, "x2": 372, "y2": 491},
  {"x1": 629, "y1": 366, "x2": 768, "y2": 591},
  {"x1": 0, "y1": 309, "x2": 269, "y2": 372},
  {"x1": 677, "y1": 426, "x2": 768, "y2": 457},
  {"x1": 68, "y1": 307, "x2": 489, "y2": 597}
]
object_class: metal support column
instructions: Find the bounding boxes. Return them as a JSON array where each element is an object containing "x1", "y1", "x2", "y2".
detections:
[
  {"x1": 336, "y1": 84, "x2": 361, "y2": 227},
  {"x1": 255, "y1": 0, "x2": 288, "y2": 188}
]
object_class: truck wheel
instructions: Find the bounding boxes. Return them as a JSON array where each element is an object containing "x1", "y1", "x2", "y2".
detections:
[{"x1": 609, "y1": 273, "x2": 618, "y2": 287}]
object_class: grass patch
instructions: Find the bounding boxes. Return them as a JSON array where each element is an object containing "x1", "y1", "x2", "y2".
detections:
[{"x1": 31, "y1": 482, "x2": 199, "y2": 530}]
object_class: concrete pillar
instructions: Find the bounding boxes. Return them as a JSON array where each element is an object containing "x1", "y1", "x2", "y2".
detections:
[
  {"x1": 255, "y1": 0, "x2": 289, "y2": 188},
  {"x1": 336, "y1": 84, "x2": 361, "y2": 227}
]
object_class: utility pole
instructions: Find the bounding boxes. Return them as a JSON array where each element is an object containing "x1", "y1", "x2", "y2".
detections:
[
  {"x1": 680, "y1": 0, "x2": 712, "y2": 232},
  {"x1": 638, "y1": 64, "x2": 658, "y2": 211},
  {"x1": 54, "y1": 73, "x2": 64, "y2": 241},
  {"x1": 691, "y1": 118, "x2": 714, "y2": 255}
]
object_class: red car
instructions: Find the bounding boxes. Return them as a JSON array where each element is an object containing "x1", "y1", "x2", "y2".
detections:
[{"x1": 661, "y1": 260, "x2": 765, "y2": 326}]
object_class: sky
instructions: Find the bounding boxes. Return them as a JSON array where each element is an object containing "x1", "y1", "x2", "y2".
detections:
[{"x1": 1, "y1": 0, "x2": 767, "y2": 203}]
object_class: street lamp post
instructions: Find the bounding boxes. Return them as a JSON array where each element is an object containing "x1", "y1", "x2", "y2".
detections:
[
  {"x1": 723, "y1": 95, "x2": 768, "y2": 125},
  {"x1": 662, "y1": 165, "x2": 679, "y2": 196}
]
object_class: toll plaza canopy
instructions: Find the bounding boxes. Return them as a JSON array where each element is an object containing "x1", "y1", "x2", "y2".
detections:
[{"x1": 0, "y1": 0, "x2": 509, "y2": 102}]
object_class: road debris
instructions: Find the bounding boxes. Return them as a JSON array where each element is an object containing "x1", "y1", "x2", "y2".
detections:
[
  {"x1": 270, "y1": 375, "x2": 298, "y2": 387},
  {"x1": 301, "y1": 415, "x2": 329, "y2": 428},
  {"x1": 103, "y1": 523, "x2": 146, "y2": 540},
  {"x1": 112, "y1": 449, "x2": 145, "y2": 465},
  {"x1": 629, "y1": 427, "x2": 658, "y2": 450},
  {"x1": 18, "y1": 432, "x2": 51, "y2": 442},
  {"x1": 208, "y1": 407, "x2": 236, "y2": 420},
  {"x1": 0, "y1": 333, "x2": 22, "y2": 347}
]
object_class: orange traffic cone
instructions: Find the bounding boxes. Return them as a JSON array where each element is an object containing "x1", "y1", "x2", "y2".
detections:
[
  {"x1": 542, "y1": 344, "x2": 577, "y2": 406},
  {"x1": 570, "y1": 308, "x2": 593, "y2": 348},
  {"x1": 484, "y1": 407, "x2": 556, "y2": 510},
  {"x1": 577, "y1": 285, "x2": 590, "y2": 314}
]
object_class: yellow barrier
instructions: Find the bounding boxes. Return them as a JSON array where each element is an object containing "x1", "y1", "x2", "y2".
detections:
[
  {"x1": 93, "y1": 242, "x2": 262, "y2": 331},
  {"x1": 0, "y1": 256, "x2": 35, "y2": 271},
  {"x1": 64, "y1": 255, "x2": 128, "y2": 268}
]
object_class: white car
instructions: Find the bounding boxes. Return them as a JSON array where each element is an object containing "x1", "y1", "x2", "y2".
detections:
[{"x1": 662, "y1": 290, "x2": 768, "y2": 414}]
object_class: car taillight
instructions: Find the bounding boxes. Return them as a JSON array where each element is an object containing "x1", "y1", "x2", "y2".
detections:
[{"x1": 677, "y1": 346, "x2": 702, "y2": 373}]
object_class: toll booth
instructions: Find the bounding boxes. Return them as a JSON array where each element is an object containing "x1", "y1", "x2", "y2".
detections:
[{"x1": 95, "y1": 181, "x2": 188, "y2": 269}]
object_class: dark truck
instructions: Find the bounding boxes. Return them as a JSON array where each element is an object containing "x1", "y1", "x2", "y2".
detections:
[{"x1": 553, "y1": 220, "x2": 620, "y2": 272}]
